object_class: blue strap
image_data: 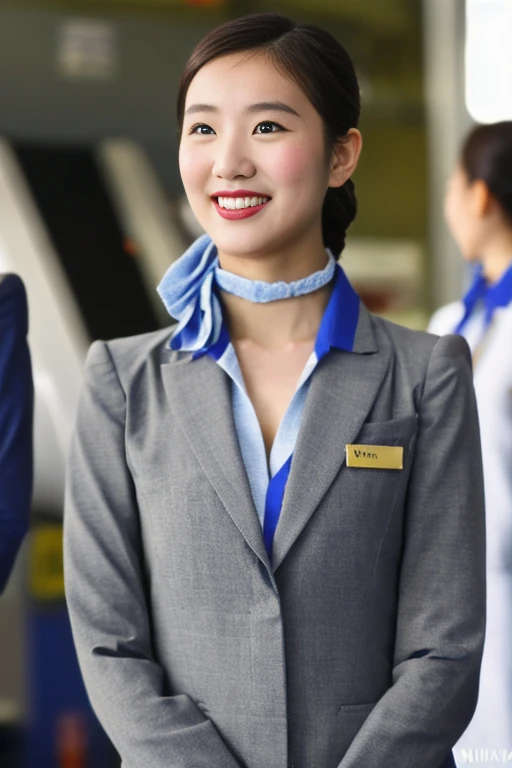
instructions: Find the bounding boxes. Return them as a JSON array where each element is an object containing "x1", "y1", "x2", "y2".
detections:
[{"x1": 263, "y1": 454, "x2": 293, "y2": 561}]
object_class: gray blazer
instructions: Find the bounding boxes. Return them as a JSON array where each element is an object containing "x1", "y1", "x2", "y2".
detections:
[{"x1": 64, "y1": 303, "x2": 486, "y2": 768}]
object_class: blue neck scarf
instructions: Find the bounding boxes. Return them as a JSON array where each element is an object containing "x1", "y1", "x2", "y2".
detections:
[
  {"x1": 157, "y1": 235, "x2": 336, "y2": 352},
  {"x1": 455, "y1": 261, "x2": 512, "y2": 335}
]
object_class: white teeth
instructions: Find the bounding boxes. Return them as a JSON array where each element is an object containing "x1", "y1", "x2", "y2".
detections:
[{"x1": 217, "y1": 196, "x2": 269, "y2": 210}]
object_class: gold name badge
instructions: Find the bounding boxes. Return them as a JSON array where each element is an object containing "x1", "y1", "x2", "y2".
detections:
[{"x1": 346, "y1": 444, "x2": 403, "y2": 470}]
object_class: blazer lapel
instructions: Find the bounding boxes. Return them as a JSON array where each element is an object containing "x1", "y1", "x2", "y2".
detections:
[
  {"x1": 272, "y1": 306, "x2": 389, "y2": 571},
  {"x1": 161, "y1": 350, "x2": 271, "y2": 571}
]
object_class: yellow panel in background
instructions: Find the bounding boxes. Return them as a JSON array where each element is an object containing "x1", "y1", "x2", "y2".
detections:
[{"x1": 30, "y1": 525, "x2": 65, "y2": 601}]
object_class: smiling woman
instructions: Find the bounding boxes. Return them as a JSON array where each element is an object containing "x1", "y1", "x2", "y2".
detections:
[{"x1": 64, "y1": 12, "x2": 486, "y2": 768}]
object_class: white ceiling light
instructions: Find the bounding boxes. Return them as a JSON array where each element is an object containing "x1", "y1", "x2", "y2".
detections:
[{"x1": 466, "y1": 0, "x2": 512, "y2": 123}]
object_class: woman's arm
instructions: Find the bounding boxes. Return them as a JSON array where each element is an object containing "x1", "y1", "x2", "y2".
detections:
[
  {"x1": 339, "y1": 333, "x2": 486, "y2": 768},
  {"x1": 64, "y1": 340, "x2": 243, "y2": 768},
  {"x1": 0, "y1": 274, "x2": 33, "y2": 593}
]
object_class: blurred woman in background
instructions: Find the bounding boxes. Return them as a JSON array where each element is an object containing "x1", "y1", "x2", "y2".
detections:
[{"x1": 430, "y1": 122, "x2": 512, "y2": 764}]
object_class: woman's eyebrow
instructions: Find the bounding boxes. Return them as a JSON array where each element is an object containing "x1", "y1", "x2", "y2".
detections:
[
  {"x1": 246, "y1": 101, "x2": 301, "y2": 118},
  {"x1": 184, "y1": 101, "x2": 301, "y2": 118},
  {"x1": 184, "y1": 103, "x2": 218, "y2": 116}
]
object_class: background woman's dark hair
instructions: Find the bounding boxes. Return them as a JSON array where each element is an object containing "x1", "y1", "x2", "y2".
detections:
[
  {"x1": 177, "y1": 12, "x2": 361, "y2": 257},
  {"x1": 461, "y1": 121, "x2": 512, "y2": 225}
]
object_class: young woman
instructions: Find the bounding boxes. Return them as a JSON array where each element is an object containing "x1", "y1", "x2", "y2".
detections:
[
  {"x1": 430, "y1": 122, "x2": 512, "y2": 765},
  {"x1": 64, "y1": 14, "x2": 485, "y2": 768}
]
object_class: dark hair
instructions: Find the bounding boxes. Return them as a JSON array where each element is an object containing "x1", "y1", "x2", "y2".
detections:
[
  {"x1": 461, "y1": 121, "x2": 512, "y2": 225},
  {"x1": 177, "y1": 12, "x2": 360, "y2": 257}
]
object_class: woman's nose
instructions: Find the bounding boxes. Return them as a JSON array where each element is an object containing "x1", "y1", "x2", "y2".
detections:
[{"x1": 212, "y1": 136, "x2": 256, "y2": 180}]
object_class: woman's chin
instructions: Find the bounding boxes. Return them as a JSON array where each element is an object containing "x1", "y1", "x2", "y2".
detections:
[{"x1": 208, "y1": 231, "x2": 275, "y2": 261}]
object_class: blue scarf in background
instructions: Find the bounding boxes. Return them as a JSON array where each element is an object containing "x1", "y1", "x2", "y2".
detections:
[{"x1": 455, "y1": 262, "x2": 512, "y2": 335}]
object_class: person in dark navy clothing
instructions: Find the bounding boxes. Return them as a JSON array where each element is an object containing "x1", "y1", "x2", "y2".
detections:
[{"x1": 0, "y1": 273, "x2": 33, "y2": 593}]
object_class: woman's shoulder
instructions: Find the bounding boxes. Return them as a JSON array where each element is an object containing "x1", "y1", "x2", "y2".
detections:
[
  {"x1": 368, "y1": 309, "x2": 471, "y2": 375},
  {"x1": 368, "y1": 310, "x2": 437, "y2": 358},
  {"x1": 84, "y1": 325, "x2": 177, "y2": 386},
  {"x1": 494, "y1": 300, "x2": 512, "y2": 325},
  {"x1": 427, "y1": 301, "x2": 464, "y2": 336}
]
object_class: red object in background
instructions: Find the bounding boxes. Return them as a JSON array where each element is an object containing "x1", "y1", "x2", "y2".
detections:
[
  {"x1": 123, "y1": 237, "x2": 138, "y2": 256},
  {"x1": 355, "y1": 287, "x2": 397, "y2": 314},
  {"x1": 57, "y1": 713, "x2": 88, "y2": 768}
]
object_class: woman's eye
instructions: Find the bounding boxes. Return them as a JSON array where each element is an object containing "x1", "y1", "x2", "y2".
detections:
[
  {"x1": 254, "y1": 121, "x2": 284, "y2": 134},
  {"x1": 190, "y1": 124, "x2": 215, "y2": 135}
]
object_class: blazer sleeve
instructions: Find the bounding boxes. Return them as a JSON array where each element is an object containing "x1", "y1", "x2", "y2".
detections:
[
  {"x1": 0, "y1": 274, "x2": 33, "y2": 593},
  {"x1": 63, "y1": 340, "x2": 244, "y2": 768},
  {"x1": 338, "y1": 333, "x2": 486, "y2": 768}
]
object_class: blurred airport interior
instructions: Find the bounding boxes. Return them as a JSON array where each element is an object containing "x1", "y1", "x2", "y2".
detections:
[{"x1": 0, "y1": 0, "x2": 511, "y2": 766}]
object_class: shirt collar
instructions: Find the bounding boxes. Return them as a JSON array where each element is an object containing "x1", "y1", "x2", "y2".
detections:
[{"x1": 313, "y1": 263, "x2": 360, "y2": 360}]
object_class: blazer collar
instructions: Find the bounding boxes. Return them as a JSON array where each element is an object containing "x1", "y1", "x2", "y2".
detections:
[
  {"x1": 161, "y1": 349, "x2": 273, "y2": 575},
  {"x1": 272, "y1": 304, "x2": 387, "y2": 571},
  {"x1": 161, "y1": 302, "x2": 387, "y2": 573}
]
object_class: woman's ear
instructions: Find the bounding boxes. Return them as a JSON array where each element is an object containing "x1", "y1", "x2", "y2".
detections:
[
  {"x1": 328, "y1": 128, "x2": 363, "y2": 188},
  {"x1": 469, "y1": 179, "x2": 492, "y2": 218}
]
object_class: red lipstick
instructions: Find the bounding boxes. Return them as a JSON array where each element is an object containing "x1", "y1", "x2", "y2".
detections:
[{"x1": 211, "y1": 190, "x2": 272, "y2": 220}]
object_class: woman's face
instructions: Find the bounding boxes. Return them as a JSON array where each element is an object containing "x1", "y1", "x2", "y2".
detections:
[
  {"x1": 444, "y1": 165, "x2": 484, "y2": 262},
  {"x1": 179, "y1": 52, "x2": 346, "y2": 270}
]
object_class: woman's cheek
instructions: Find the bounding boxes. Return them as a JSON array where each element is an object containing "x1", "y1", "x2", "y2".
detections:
[
  {"x1": 179, "y1": 146, "x2": 204, "y2": 191},
  {"x1": 269, "y1": 144, "x2": 323, "y2": 188},
  {"x1": 445, "y1": 198, "x2": 476, "y2": 259}
]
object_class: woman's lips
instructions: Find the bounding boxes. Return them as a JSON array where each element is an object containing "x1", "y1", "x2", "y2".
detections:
[{"x1": 212, "y1": 197, "x2": 271, "y2": 220}]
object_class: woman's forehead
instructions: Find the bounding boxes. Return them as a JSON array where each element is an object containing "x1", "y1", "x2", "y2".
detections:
[{"x1": 184, "y1": 52, "x2": 308, "y2": 113}]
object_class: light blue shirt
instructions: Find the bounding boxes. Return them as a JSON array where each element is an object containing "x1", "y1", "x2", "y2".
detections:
[
  {"x1": 194, "y1": 264, "x2": 361, "y2": 541},
  {"x1": 212, "y1": 331, "x2": 316, "y2": 528}
]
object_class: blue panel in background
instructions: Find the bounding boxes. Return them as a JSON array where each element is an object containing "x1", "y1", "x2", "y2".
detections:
[{"x1": 26, "y1": 603, "x2": 117, "y2": 768}]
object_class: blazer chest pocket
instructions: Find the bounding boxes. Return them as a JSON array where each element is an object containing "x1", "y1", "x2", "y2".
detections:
[
  {"x1": 354, "y1": 414, "x2": 418, "y2": 450},
  {"x1": 345, "y1": 414, "x2": 417, "y2": 474},
  {"x1": 340, "y1": 414, "x2": 418, "y2": 510}
]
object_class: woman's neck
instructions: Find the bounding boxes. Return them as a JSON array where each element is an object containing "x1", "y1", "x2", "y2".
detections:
[
  {"x1": 480, "y1": 229, "x2": 512, "y2": 284},
  {"x1": 220, "y1": 282, "x2": 333, "y2": 350},
  {"x1": 217, "y1": 238, "x2": 333, "y2": 349}
]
